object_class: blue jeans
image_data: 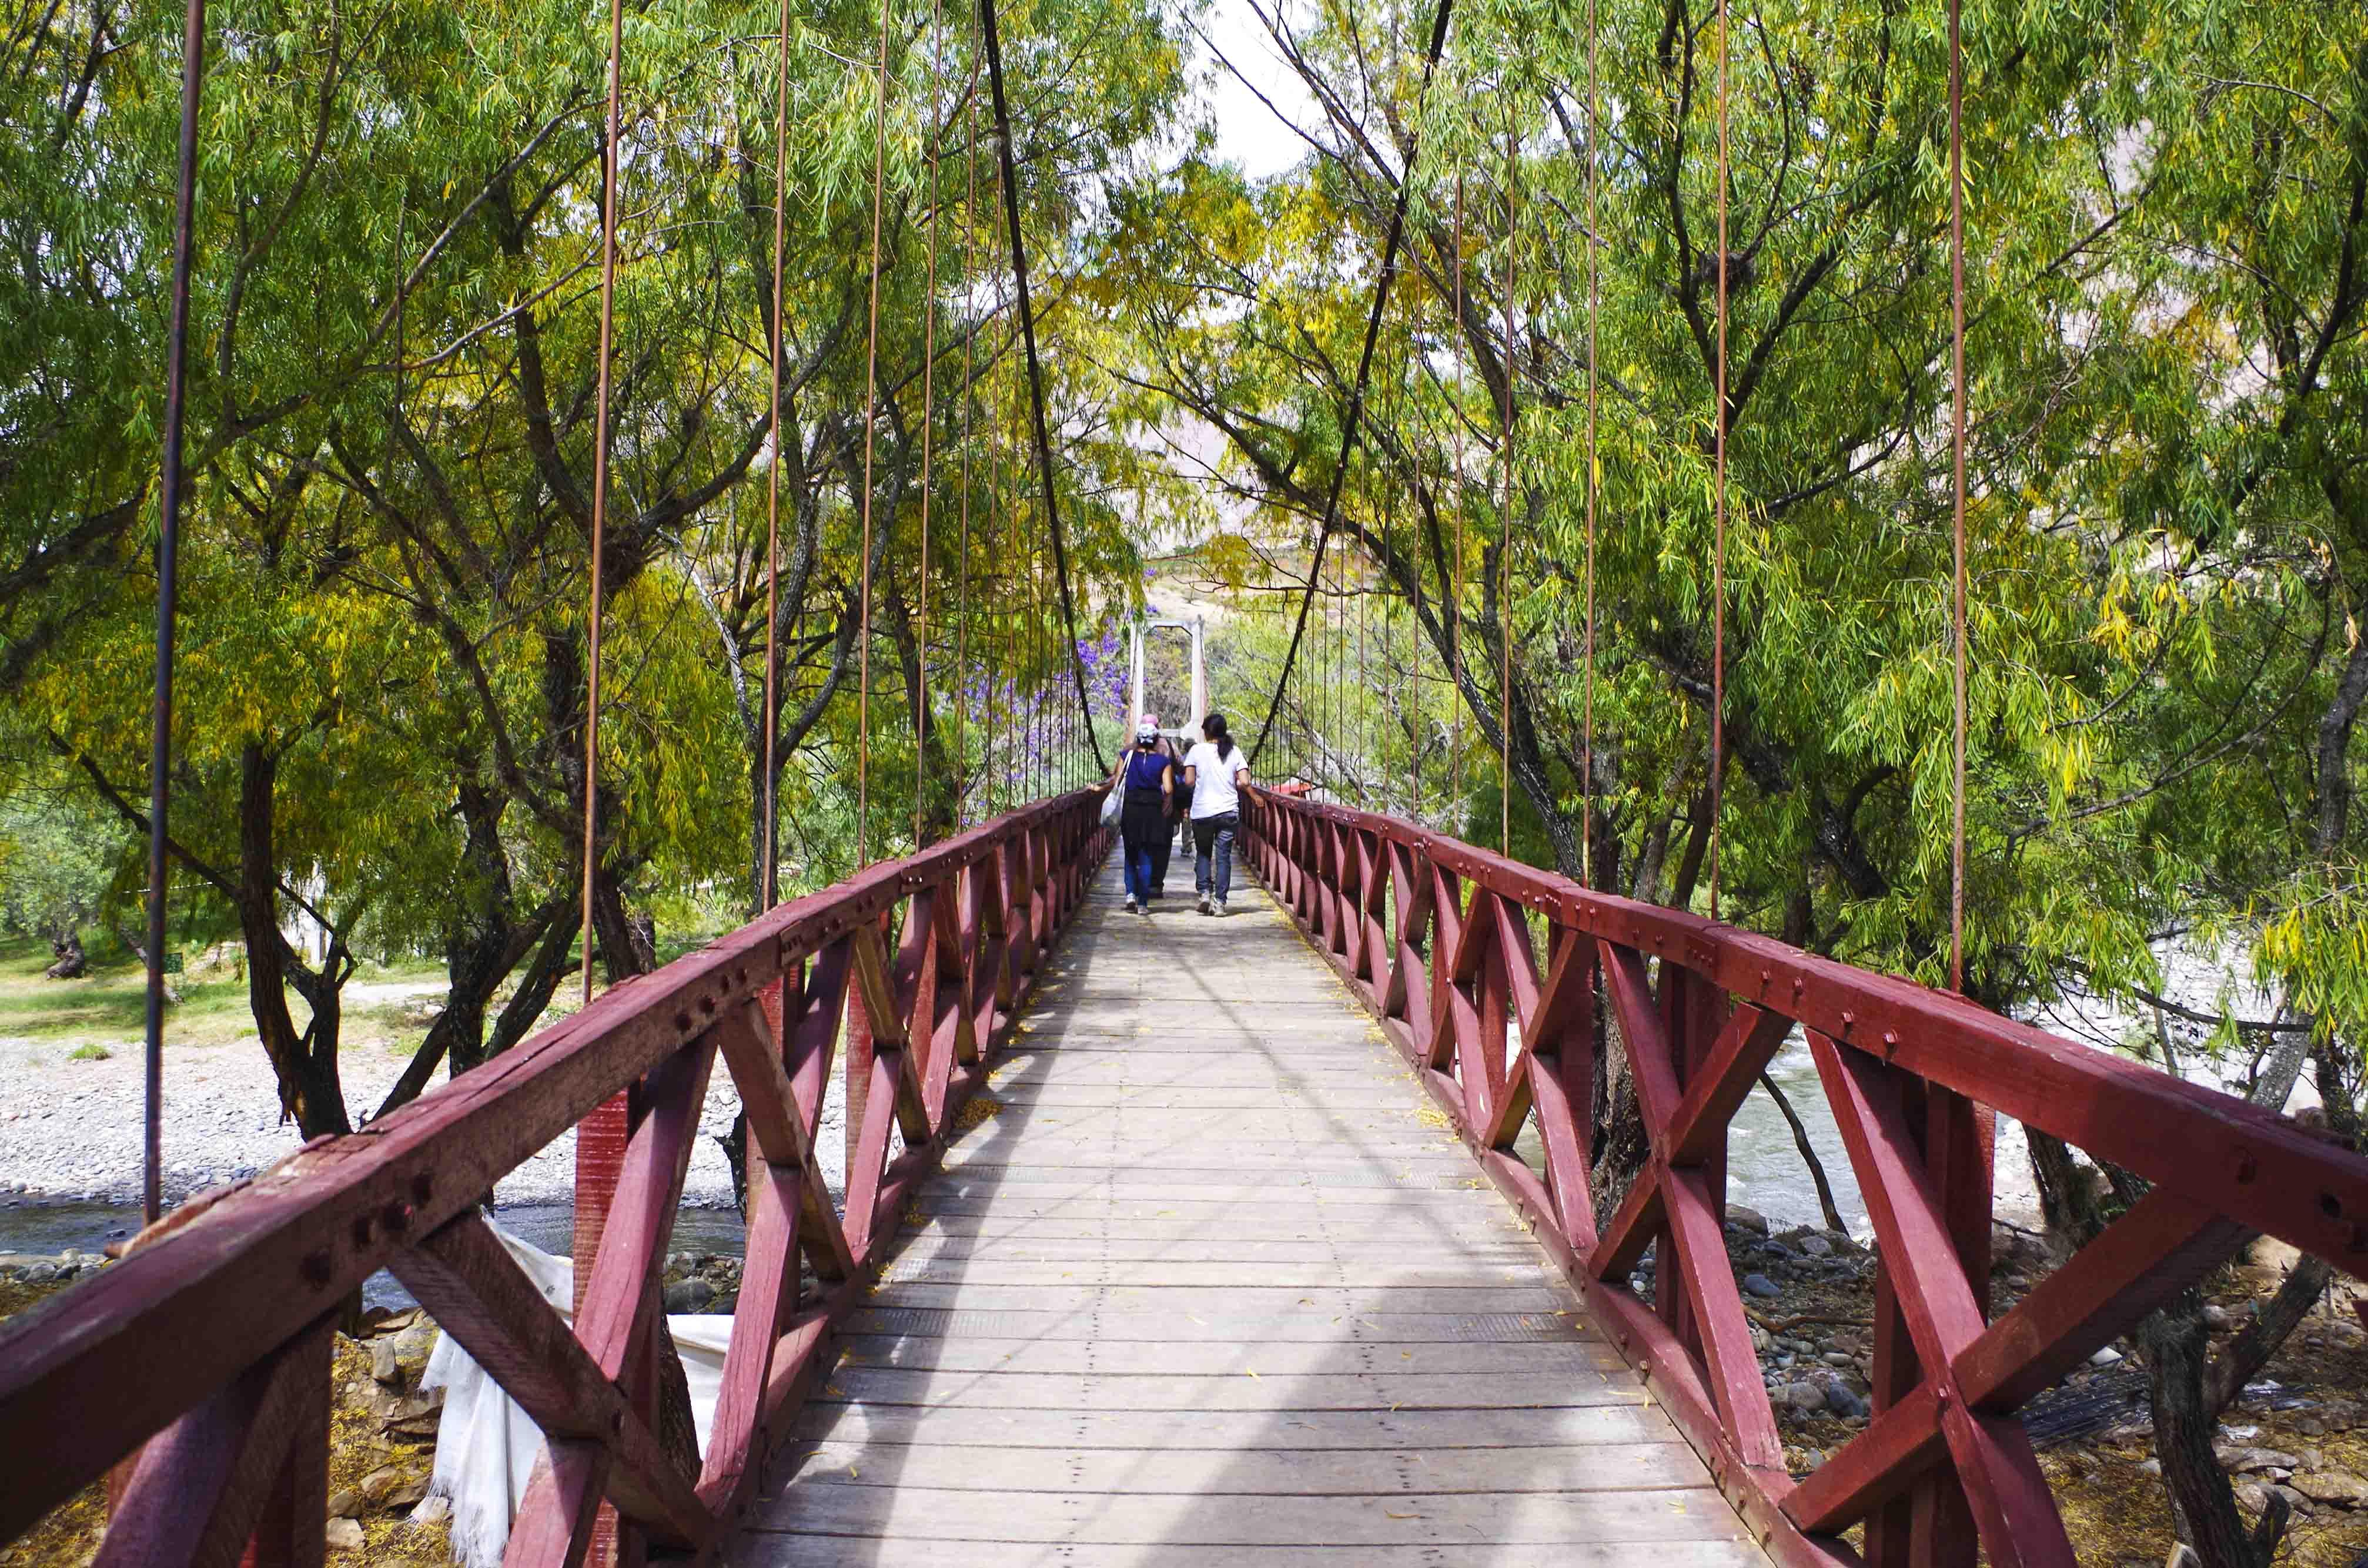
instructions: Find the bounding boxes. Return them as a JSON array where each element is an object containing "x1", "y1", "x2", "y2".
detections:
[
  {"x1": 1125, "y1": 842, "x2": 1157, "y2": 903},
  {"x1": 1193, "y1": 813, "x2": 1237, "y2": 900}
]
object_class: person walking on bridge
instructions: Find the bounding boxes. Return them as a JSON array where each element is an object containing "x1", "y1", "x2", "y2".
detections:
[
  {"x1": 1183, "y1": 712, "x2": 1249, "y2": 916},
  {"x1": 1112, "y1": 714, "x2": 1174, "y2": 914}
]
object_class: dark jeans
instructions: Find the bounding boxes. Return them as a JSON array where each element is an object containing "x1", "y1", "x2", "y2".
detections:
[
  {"x1": 1125, "y1": 842, "x2": 1157, "y2": 903},
  {"x1": 1149, "y1": 812, "x2": 1182, "y2": 893},
  {"x1": 1193, "y1": 813, "x2": 1238, "y2": 901}
]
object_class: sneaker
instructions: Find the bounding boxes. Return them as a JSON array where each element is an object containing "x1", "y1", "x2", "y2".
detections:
[
  {"x1": 1196, "y1": 894, "x2": 1212, "y2": 914},
  {"x1": 1214, "y1": 899, "x2": 1229, "y2": 917},
  {"x1": 1123, "y1": 897, "x2": 1139, "y2": 913}
]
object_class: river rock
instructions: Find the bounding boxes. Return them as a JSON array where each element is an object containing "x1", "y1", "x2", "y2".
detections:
[
  {"x1": 2216, "y1": 1446, "x2": 2301, "y2": 1474},
  {"x1": 1741, "y1": 1273, "x2": 1782, "y2": 1299},
  {"x1": 664, "y1": 1278, "x2": 717, "y2": 1312},
  {"x1": 1798, "y1": 1234, "x2": 1834, "y2": 1259},
  {"x1": 325, "y1": 1518, "x2": 364, "y2": 1553},
  {"x1": 357, "y1": 1466, "x2": 411, "y2": 1507},
  {"x1": 369, "y1": 1339, "x2": 404, "y2": 1387},
  {"x1": 2292, "y1": 1469, "x2": 2368, "y2": 1507},
  {"x1": 1726, "y1": 1205, "x2": 1770, "y2": 1237},
  {"x1": 1782, "y1": 1382, "x2": 1825, "y2": 1412},
  {"x1": 411, "y1": 1495, "x2": 451, "y2": 1526},
  {"x1": 1825, "y1": 1383, "x2": 1869, "y2": 1419},
  {"x1": 326, "y1": 1487, "x2": 361, "y2": 1519}
]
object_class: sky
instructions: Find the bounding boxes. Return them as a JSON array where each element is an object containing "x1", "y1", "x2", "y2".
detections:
[{"x1": 1194, "y1": 3, "x2": 1322, "y2": 182}]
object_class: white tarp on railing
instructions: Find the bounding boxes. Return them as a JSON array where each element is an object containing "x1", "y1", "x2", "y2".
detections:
[{"x1": 420, "y1": 1228, "x2": 730, "y2": 1568}]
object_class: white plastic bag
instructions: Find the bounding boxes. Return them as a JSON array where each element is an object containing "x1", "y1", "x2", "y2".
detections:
[
  {"x1": 423, "y1": 1228, "x2": 733, "y2": 1568},
  {"x1": 1099, "y1": 788, "x2": 1121, "y2": 826}
]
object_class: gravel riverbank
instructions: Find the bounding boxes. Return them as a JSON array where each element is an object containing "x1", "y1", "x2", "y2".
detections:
[{"x1": 0, "y1": 1033, "x2": 847, "y2": 1212}]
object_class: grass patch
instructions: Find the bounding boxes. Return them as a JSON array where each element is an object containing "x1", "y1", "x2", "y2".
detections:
[
  {"x1": 65, "y1": 1043, "x2": 109, "y2": 1061},
  {"x1": 0, "y1": 933, "x2": 456, "y2": 1056}
]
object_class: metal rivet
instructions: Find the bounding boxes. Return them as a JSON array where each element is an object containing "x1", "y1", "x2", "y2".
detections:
[{"x1": 674, "y1": 1012, "x2": 693, "y2": 1031}]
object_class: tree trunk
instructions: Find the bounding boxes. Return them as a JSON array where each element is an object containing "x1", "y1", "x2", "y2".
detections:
[
  {"x1": 1758, "y1": 1071, "x2": 1848, "y2": 1232},
  {"x1": 2135, "y1": 1292, "x2": 2290, "y2": 1567},
  {"x1": 238, "y1": 742, "x2": 350, "y2": 1139}
]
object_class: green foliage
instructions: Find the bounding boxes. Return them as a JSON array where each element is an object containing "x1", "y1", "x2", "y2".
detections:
[{"x1": 0, "y1": 789, "x2": 121, "y2": 944}]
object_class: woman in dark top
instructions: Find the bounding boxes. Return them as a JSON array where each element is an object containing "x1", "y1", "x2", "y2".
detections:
[{"x1": 1111, "y1": 714, "x2": 1173, "y2": 914}]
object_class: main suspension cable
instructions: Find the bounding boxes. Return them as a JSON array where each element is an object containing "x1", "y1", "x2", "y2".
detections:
[
  {"x1": 979, "y1": 0, "x2": 1109, "y2": 775},
  {"x1": 856, "y1": 0, "x2": 896, "y2": 865},
  {"x1": 1246, "y1": 0, "x2": 1457, "y2": 770}
]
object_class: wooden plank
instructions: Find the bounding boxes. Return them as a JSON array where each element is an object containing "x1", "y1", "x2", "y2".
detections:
[
  {"x1": 791, "y1": 1402, "x2": 1678, "y2": 1452},
  {"x1": 875, "y1": 1238, "x2": 1545, "y2": 1264},
  {"x1": 864, "y1": 1284, "x2": 1575, "y2": 1313},
  {"x1": 831, "y1": 1337, "x2": 1620, "y2": 1375},
  {"x1": 809, "y1": 1367, "x2": 1640, "y2": 1412},
  {"x1": 891, "y1": 1215, "x2": 1529, "y2": 1245},
  {"x1": 745, "y1": 1482, "x2": 1748, "y2": 1544},
  {"x1": 741, "y1": 1540, "x2": 1770, "y2": 1568},
  {"x1": 838, "y1": 1308, "x2": 1596, "y2": 1343},
  {"x1": 871, "y1": 1259, "x2": 1548, "y2": 1288},
  {"x1": 783, "y1": 1439, "x2": 1715, "y2": 1495}
]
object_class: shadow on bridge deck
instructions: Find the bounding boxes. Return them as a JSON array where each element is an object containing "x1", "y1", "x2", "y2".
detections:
[{"x1": 723, "y1": 859, "x2": 1772, "y2": 1567}]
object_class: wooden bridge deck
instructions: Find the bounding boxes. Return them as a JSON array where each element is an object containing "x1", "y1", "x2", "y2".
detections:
[{"x1": 725, "y1": 862, "x2": 1773, "y2": 1567}]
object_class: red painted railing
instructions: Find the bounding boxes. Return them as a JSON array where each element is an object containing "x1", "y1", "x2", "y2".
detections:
[
  {"x1": 0, "y1": 788, "x2": 1110, "y2": 1566},
  {"x1": 1243, "y1": 786, "x2": 2368, "y2": 1568}
]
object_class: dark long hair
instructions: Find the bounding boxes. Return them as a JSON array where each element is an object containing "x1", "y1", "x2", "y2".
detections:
[{"x1": 1203, "y1": 711, "x2": 1235, "y2": 762}]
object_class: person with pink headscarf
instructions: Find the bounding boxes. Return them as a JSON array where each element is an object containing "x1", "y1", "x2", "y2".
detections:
[{"x1": 1108, "y1": 713, "x2": 1175, "y2": 913}]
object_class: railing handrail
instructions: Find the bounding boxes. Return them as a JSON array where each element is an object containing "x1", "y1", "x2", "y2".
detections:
[
  {"x1": 1247, "y1": 788, "x2": 2365, "y2": 1268},
  {"x1": 1242, "y1": 785, "x2": 2366, "y2": 1568},
  {"x1": 0, "y1": 786, "x2": 1113, "y2": 1556}
]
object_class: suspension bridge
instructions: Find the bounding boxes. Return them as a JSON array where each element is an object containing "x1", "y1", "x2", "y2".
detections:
[
  {"x1": 2, "y1": 0, "x2": 2364, "y2": 1550},
  {"x1": 2, "y1": 784, "x2": 2363, "y2": 1565}
]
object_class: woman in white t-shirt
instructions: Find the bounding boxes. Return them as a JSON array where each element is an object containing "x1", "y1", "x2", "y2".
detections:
[{"x1": 1180, "y1": 712, "x2": 1250, "y2": 915}]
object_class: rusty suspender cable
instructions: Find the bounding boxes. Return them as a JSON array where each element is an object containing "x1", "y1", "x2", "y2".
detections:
[
  {"x1": 857, "y1": 0, "x2": 894, "y2": 865},
  {"x1": 1499, "y1": 111, "x2": 1515, "y2": 857},
  {"x1": 1581, "y1": 0, "x2": 1598, "y2": 889},
  {"x1": 580, "y1": 0, "x2": 626, "y2": 1003},
  {"x1": 1707, "y1": 0, "x2": 1730, "y2": 919},
  {"x1": 1247, "y1": 0, "x2": 1456, "y2": 769},
  {"x1": 1948, "y1": 0, "x2": 1968, "y2": 990},
  {"x1": 979, "y1": 0, "x2": 1108, "y2": 775},
  {"x1": 761, "y1": 0, "x2": 792, "y2": 910},
  {"x1": 956, "y1": 20, "x2": 980, "y2": 830},
  {"x1": 1450, "y1": 169, "x2": 1466, "y2": 810},
  {"x1": 915, "y1": 0, "x2": 946, "y2": 847},
  {"x1": 144, "y1": 0, "x2": 208, "y2": 1223}
]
